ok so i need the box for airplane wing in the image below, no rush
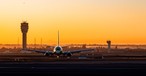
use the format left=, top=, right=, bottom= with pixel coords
left=27, top=49, right=52, bottom=54
left=69, top=49, right=95, bottom=54
left=33, top=50, right=46, bottom=53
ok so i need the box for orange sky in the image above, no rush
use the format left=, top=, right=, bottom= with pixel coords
left=0, top=0, right=146, bottom=44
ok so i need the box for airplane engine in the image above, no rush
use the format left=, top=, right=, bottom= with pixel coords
left=44, top=52, right=52, bottom=56
left=66, top=52, right=72, bottom=57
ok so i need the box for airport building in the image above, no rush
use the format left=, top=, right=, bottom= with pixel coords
left=107, top=40, right=111, bottom=50
left=21, top=22, right=29, bottom=50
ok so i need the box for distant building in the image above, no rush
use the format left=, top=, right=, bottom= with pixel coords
left=107, top=40, right=111, bottom=50
left=21, top=21, right=29, bottom=50
left=82, top=44, right=86, bottom=48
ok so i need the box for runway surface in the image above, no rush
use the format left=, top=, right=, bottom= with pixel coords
left=0, top=61, right=146, bottom=76
left=0, top=54, right=146, bottom=75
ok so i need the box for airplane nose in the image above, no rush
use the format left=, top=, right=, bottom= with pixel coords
left=56, top=50, right=61, bottom=54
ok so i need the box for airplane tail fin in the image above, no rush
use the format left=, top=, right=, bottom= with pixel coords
left=58, top=30, right=59, bottom=46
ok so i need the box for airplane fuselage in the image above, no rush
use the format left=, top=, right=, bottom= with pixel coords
left=53, top=46, right=63, bottom=55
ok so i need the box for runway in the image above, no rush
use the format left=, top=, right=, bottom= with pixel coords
left=0, top=61, right=146, bottom=76
left=0, top=54, right=146, bottom=75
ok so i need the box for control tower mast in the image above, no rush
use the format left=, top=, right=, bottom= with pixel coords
left=107, top=40, right=111, bottom=50
left=21, top=21, right=29, bottom=50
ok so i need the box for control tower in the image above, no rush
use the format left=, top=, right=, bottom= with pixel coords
left=107, top=40, right=111, bottom=50
left=21, top=22, right=29, bottom=50
left=107, top=40, right=111, bottom=49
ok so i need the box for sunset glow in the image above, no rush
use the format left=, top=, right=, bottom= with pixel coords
left=0, top=0, right=146, bottom=44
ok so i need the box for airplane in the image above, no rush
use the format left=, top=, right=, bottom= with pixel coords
left=28, top=31, right=94, bottom=57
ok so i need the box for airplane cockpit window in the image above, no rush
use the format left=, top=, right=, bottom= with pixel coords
left=55, top=46, right=62, bottom=51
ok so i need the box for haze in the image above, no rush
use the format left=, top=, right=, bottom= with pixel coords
left=0, top=0, right=146, bottom=44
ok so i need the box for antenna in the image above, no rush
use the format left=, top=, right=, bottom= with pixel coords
left=17, top=37, right=19, bottom=48
left=58, top=30, right=59, bottom=46
left=34, top=38, right=36, bottom=49
left=17, top=37, right=19, bottom=45
left=41, top=38, right=42, bottom=48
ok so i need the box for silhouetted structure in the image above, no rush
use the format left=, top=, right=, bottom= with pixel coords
left=82, top=44, right=86, bottom=48
left=21, top=22, right=29, bottom=50
left=107, top=40, right=111, bottom=50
